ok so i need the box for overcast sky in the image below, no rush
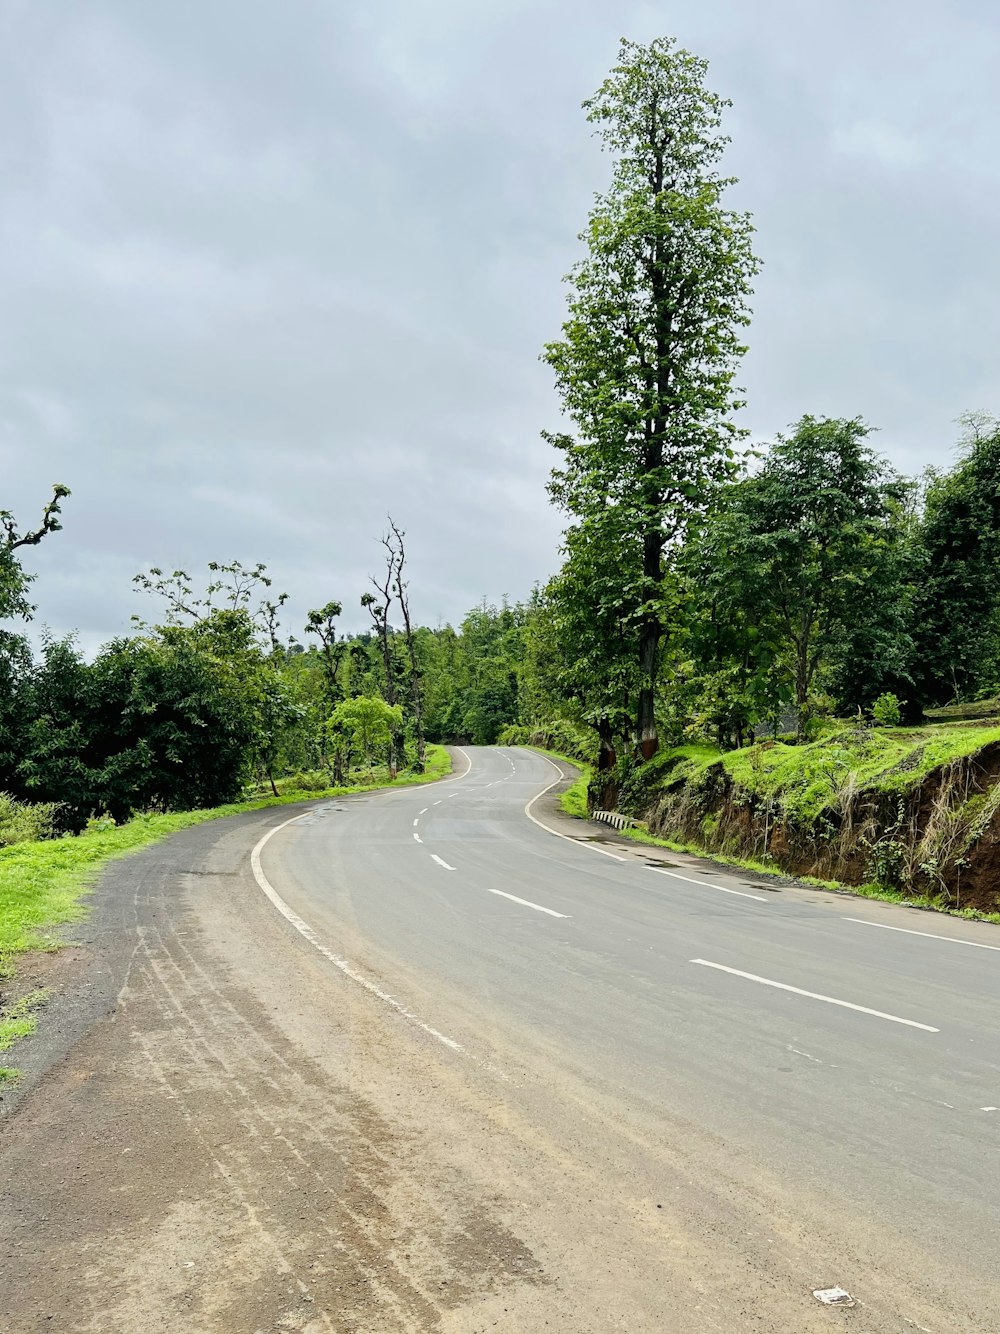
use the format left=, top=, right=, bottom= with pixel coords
left=3, top=0, right=999, bottom=649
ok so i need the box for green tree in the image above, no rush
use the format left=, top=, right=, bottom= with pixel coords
left=545, top=514, right=642, bottom=770
left=0, top=486, right=71, bottom=803
left=544, top=37, right=758, bottom=757
left=703, top=416, right=912, bottom=737
left=329, top=695, right=403, bottom=778
left=911, top=415, right=1000, bottom=704
left=0, top=484, right=70, bottom=624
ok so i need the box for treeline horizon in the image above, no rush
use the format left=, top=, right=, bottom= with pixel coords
left=3, top=34, right=999, bottom=835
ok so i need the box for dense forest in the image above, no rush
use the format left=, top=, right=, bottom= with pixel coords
left=3, top=37, right=1000, bottom=842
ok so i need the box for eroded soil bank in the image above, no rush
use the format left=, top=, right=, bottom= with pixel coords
left=637, top=736, right=1000, bottom=914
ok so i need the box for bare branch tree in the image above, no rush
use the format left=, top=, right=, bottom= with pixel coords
left=387, top=517, right=425, bottom=767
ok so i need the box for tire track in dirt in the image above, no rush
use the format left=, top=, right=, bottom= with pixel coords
left=0, top=810, right=545, bottom=1333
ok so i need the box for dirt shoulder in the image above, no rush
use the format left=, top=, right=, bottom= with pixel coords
left=0, top=801, right=547, bottom=1332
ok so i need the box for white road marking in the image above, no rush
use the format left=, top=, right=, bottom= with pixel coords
left=788, top=1045, right=822, bottom=1064
left=981, top=1106, right=999, bottom=1112
left=485, top=887, right=570, bottom=918
left=844, top=917, right=1000, bottom=952
left=249, top=814, right=463, bottom=1052
left=431, top=854, right=455, bottom=870
left=413, top=831, right=422, bottom=843
left=412, top=818, right=419, bottom=827
left=523, top=754, right=627, bottom=862
left=651, top=867, right=768, bottom=902
left=690, top=959, right=940, bottom=1032
left=433, top=800, right=442, bottom=805
left=443, top=747, right=473, bottom=783
left=419, top=807, right=428, bottom=815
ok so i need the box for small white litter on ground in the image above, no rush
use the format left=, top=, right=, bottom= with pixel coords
left=812, top=1286, right=855, bottom=1307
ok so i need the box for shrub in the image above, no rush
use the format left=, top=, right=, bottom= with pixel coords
left=274, top=770, right=331, bottom=795
left=871, top=693, right=902, bottom=728
left=0, top=793, right=60, bottom=848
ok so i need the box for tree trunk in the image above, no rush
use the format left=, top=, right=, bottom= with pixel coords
left=795, top=611, right=811, bottom=740
left=637, top=530, right=663, bottom=759
left=597, top=716, right=617, bottom=771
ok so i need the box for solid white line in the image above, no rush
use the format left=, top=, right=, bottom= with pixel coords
left=442, top=746, right=473, bottom=783
left=413, top=831, right=422, bottom=843
left=690, top=959, right=940, bottom=1032
left=249, top=814, right=463, bottom=1051
left=485, top=887, right=569, bottom=918
left=431, top=854, right=455, bottom=870
left=652, top=867, right=768, bottom=903
left=523, top=753, right=627, bottom=862
left=844, top=917, right=1000, bottom=952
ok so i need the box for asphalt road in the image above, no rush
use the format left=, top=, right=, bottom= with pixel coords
left=258, top=745, right=1000, bottom=1330
left=2, top=744, right=998, bottom=1332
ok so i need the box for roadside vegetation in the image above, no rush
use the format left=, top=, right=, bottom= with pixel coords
left=0, top=746, right=451, bottom=1073
left=4, top=33, right=1000, bottom=1070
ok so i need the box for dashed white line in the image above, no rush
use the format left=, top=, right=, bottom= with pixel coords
left=413, top=831, right=422, bottom=843
left=485, top=887, right=570, bottom=918
left=412, top=818, right=419, bottom=827
left=249, top=813, right=463, bottom=1052
left=690, top=959, right=939, bottom=1032
left=651, top=867, right=767, bottom=902
left=788, top=1044, right=823, bottom=1064
left=844, top=917, right=1000, bottom=951
left=432, top=800, right=442, bottom=806
left=431, top=854, right=455, bottom=870
left=419, top=807, right=428, bottom=815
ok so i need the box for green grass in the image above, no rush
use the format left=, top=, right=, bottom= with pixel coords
left=0, top=744, right=452, bottom=1067
left=642, top=723, right=1000, bottom=824
left=925, top=696, right=1000, bottom=723
left=0, top=990, right=50, bottom=1062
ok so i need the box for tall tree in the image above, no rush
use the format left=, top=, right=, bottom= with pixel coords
left=305, top=601, right=346, bottom=705
left=362, top=544, right=403, bottom=776
left=386, top=518, right=426, bottom=767
left=544, top=37, right=758, bottom=757
left=911, top=414, right=1000, bottom=705
left=546, top=512, right=642, bottom=772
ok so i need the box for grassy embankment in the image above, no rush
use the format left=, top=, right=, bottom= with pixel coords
left=527, top=722, right=1000, bottom=924
left=0, top=745, right=452, bottom=1076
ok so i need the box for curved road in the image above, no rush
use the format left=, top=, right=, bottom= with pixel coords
left=2, top=744, right=999, bottom=1331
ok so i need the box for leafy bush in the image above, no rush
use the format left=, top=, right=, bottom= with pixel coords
left=496, top=720, right=596, bottom=766
left=274, top=769, right=332, bottom=794
left=0, top=793, right=60, bottom=848
left=84, top=814, right=117, bottom=834
left=871, top=693, right=902, bottom=728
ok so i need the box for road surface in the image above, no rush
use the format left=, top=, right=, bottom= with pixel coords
left=1, top=745, right=998, bottom=1331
